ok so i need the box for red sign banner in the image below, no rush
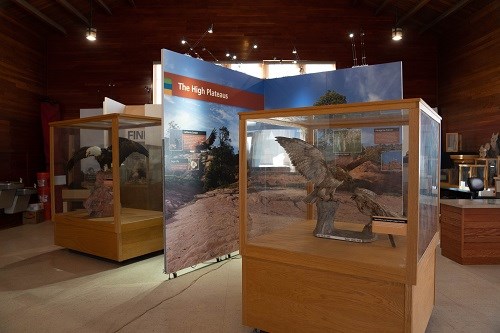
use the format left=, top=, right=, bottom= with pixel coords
left=164, top=72, right=264, bottom=110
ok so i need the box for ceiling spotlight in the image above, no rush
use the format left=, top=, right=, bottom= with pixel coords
left=392, top=27, right=403, bottom=41
left=86, top=0, right=96, bottom=41
left=292, top=48, right=297, bottom=54
left=207, top=24, right=213, bottom=34
left=226, top=52, right=231, bottom=58
left=181, top=38, right=187, bottom=44
left=86, top=27, right=97, bottom=41
left=253, top=44, right=258, bottom=49
left=232, top=55, right=237, bottom=60
left=349, top=33, right=354, bottom=38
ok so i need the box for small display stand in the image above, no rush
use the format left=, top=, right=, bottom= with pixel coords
left=50, top=113, right=163, bottom=261
left=239, top=99, right=441, bottom=332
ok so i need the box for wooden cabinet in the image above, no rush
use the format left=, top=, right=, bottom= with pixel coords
left=441, top=199, right=500, bottom=264
left=50, top=113, right=163, bottom=261
left=239, top=99, right=441, bottom=332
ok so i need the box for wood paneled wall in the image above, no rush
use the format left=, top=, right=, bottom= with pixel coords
left=438, top=2, right=500, bottom=152
left=4, top=1, right=496, bottom=189
left=0, top=10, right=46, bottom=186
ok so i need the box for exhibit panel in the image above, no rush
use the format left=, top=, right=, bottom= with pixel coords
left=50, top=114, right=163, bottom=261
left=239, top=99, right=441, bottom=332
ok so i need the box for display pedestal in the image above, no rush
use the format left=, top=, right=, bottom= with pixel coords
left=242, top=220, right=438, bottom=333
left=54, top=207, right=163, bottom=261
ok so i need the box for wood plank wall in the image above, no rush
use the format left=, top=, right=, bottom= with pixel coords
left=0, top=10, right=46, bottom=186
left=438, top=2, right=500, bottom=152
left=3, top=1, right=497, bottom=188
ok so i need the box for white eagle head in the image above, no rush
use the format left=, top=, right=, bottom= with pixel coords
left=86, top=146, right=101, bottom=157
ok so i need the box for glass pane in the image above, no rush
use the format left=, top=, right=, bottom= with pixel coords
left=418, top=111, right=440, bottom=259
left=245, top=108, right=409, bottom=247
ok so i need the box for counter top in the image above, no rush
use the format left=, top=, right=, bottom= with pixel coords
left=441, top=198, right=500, bottom=209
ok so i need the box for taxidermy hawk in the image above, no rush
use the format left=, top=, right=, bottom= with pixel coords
left=275, top=136, right=343, bottom=203
left=351, top=188, right=401, bottom=218
left=66, top=137, right=149, bottom=171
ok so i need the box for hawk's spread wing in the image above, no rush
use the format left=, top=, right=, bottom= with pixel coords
left=66, top=146, right=91, bottom=171
left=275, top=137, right=328, bottom=186
left=351, top=187, right=401, bottom=217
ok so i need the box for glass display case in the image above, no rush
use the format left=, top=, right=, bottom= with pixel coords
left=458, top=164, right=487, bottom=189
left=239, top=99, right=441, bottom=333
left=50, top=113, right=163, bottom=261
left=474, top=157, right=499, bottom=189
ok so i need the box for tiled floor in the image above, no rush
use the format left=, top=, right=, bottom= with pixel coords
left=0, top=220, right=499, bottom=332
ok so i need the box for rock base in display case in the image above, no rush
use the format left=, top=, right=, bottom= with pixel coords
left=84, top=171, right=114, bottom=217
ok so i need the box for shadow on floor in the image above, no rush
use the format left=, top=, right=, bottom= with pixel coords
left=0, top=248, right=163, bottom=291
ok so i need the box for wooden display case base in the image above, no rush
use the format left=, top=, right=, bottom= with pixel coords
left=54, top=207, right=163, bottom=261
left=440, top=201, right=500, bottom=264
left=242, top=220, right=438, bottom=333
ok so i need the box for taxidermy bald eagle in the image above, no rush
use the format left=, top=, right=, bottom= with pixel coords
left=275, top=136, right=343, bottom=203
left=66, top=137, right=149, bottom=171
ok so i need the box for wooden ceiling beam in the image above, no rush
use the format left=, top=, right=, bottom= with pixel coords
left=419, top=0, right=473, bottom=34
left=397, top=0, right=431, bottom=26
left=96, top=0, right=112, bottom=15
left=12, top=0, right=66, bottom=34
left=374, top=0, right=393, bottom=16
left=55, top=0, right=89, bottom=26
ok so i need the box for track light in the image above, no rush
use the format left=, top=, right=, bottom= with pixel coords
left=253, top=44, right=258, bottom=49
left=392, top=27, right=403, bottom=41
left=292, top=48, right=297, bottom=54
left=207, top=24, right=213, bottom=34
left=202, top=47, right=218, bottom=61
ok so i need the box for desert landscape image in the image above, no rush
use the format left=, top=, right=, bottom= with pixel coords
left=164, top=141, right=405, bottom=273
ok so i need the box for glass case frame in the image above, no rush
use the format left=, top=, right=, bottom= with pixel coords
left=238, top=98, right=441, bottom=332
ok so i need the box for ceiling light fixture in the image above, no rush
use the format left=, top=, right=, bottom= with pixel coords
left=86, top=27, right=97, bottom=41
left=181, top=24, right=214, bottom=60
left=86, top=0, right=96, bottom=41
left=349, top=32, right=358, bottom=67
left=202, top=47, right=218, bottom=61
left=225, top=52, right=237, bottom=61
left=192, top=24, right=214, bottom=49
left=392, top=7, right=403, bottom=41
left=360, top=28, right=367, bottom=66
left=392, top=27, right=403, bottom=41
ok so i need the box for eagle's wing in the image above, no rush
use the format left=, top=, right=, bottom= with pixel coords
left=66, top=146, right=91, bottom=171
left=116, top=137, right=149, bottom=165
left=275, top=136, right=328, bottom=185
